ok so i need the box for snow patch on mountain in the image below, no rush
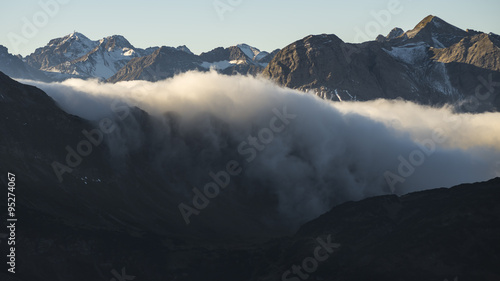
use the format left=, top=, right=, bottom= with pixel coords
left=237, top=44, right=260, bottom=59
left=200, top=59, right=250, bottom=70
left=384, top=43, right=428, bottom=64
left=200, top=60, right=232, bottom=70
left=123, top=49, right=136, bottom=56
left=236, top=44, right=270, bottom=61
left=428, top=62, right=460, bottom=96
left=58, top=32, right=98, bottom=61
left=229, top=59, right=247, bottom=65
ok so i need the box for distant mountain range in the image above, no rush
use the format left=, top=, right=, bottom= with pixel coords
left=25, top=32, right=158, bottom=79
left=1, top=15, right=499, bottom=111
left=0, top=32, right=276, bottom=81
left=106, top=44, right=277, bottom=82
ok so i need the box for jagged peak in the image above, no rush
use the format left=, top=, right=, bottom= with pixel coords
left=300, top=33, right=343, bottom=44
left=99, top=35, right=134, bottom=50
left=377, top=28, right=405, bottom=42
left=157, top=46, right=171, bottom=52
left=236, top=43, right=262, bottom=60
left=418, top=15, right=439, bottom=26
left=176, top=45, right=193, bottom=55
left=153, top=45, right=197, bottom=56
left=45, top=31, right=96, bottom=50
left=399, top=15, right=468, bottom=48
left=387, top=28, right=404, bottom=39
left=236, top=43, right=253, bottom=48
left=414, top=15, right=455, bottom=30
left=236, top=43, right=261, bottom=50
left=406, top=15, right=464, bottom=38
left=103, top=34, right=128, bottom=41
left=466, top=29, right=481, bottom=35
left=66, top=31, right=91, bottom=41
left=0, top=45, right=8, bottom=54
left=156, top=46, right=188, bottom=54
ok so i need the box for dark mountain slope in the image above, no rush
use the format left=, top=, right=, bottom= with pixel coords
left=259, top=177, right=500, bottom=281
left=0, top=72, right=499, bottom=280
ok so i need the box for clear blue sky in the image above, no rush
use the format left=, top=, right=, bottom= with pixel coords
left=1, top=0, right=499, bottom=56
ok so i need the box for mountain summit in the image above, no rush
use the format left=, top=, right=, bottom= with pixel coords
left=51, top=34, right=149, bottom=79
left=25, top=32, right=159, bottom=79
left=263, top=15, right=500, bottom=111
left=401, top=15, right=468, bottom=47
left=2, top=15, right=498, bottom=112
left=26, top=32, right=98, bottom=71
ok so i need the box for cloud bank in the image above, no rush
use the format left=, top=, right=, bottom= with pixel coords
left=19, top=71, right=500, bottom=232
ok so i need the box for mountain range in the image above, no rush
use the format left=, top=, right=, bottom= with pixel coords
left=1, top=14, right=500, bottom=281
left=263, top=15, right=500, bottom=111
left=0, top=31, right=275, bottom=82
left=106, top=44, right=277, bottom=82
left=2, top=15, right=499, bottom=111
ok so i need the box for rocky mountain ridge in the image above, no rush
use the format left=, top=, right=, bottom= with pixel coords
left=3, top=32, right=276, bottom=81
left=262, top=15, right=500, bottom=111
left=1, top=15, right=499, bottom=111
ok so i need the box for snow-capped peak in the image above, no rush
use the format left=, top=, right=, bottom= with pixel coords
left=104, top=35, right=132, bottom=47
left=237, top=44, right=262, bottom=60
left=68, top=31, right=88, bottom=40
left=45, top=32, right=99, bottom=62
left=61, top=32, right=93, bottom=46
left=99, top=35, right=135, bottom=53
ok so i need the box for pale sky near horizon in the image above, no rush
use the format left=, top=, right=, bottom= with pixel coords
left=1, top=0, right=499, bottom=56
